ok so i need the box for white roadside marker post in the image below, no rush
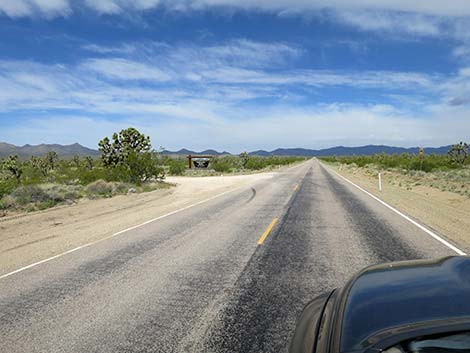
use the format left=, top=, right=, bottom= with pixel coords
left=378, top=172, right=382, bottom=192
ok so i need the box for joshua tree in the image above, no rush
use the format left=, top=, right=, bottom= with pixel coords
left=98, top=127, right=163, bottom=183
left=239, top=151, right=250, bottom=168
left=448, top=142, right=469, bottom=165
left=2, top=155, right=23, bottom=182
left=72, top=155, right=81, bottom=168
left=98, top=127, right=151, bottom=168
left=44, top=151, right=59, bottom=170
left=85, top=156, right=94, bottom=170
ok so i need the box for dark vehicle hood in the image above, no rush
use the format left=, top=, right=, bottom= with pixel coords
left=340, top=256, right=470, bottom=352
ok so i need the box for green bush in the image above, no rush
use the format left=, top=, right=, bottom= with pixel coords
left=245, top=157, right=265, bottom=170
left=76, top=168, right=108, bottom=185
left=211, top=157, right=233, bottom=173
left=0, top=179, right=17, bottom=198
left=168, top=159, right=186, bottom=175
left=37, top=200, right=58, bottom=210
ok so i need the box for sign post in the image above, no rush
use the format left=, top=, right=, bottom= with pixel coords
left=187, top=155, right=214, bottom=169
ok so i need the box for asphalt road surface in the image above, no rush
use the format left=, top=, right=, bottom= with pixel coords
left=0, top=160, right=459, bottom=353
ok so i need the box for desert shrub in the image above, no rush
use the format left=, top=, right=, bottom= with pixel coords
left=76, top=168, right=108, bottom=185
left=154, top=154, right=304, bottom=175
left=0, top=195, right=16, bottom=210
left=11, top=185, right=49, bottom=205
left=320, top=152, right=463, bottom=173
left=125, top=151, right=165, bottom=183
left=37, top=200, right=58, bottom=210
left=41, top=184, right=81, bottom=202
left=168, top=159, right=186, bottom=175
left=112, top=182, right=130, bottom=194
left=245, top=156, right=265, bottom=170
left=85, top=180, right=114, bottom=196
left=0, top=179, right=17, bottom=198
left=211, top=157, right=233, bottom=173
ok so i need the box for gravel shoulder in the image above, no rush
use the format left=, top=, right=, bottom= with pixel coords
left=0, top=172, right=274, bottom=276
left=324, top=161, right=470, bottom=252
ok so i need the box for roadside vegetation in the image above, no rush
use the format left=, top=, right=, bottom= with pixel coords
left=320, top=142, right=470, bottom=197
left=160, top=153, right=306, bottom=176
left=0, top=127, right=306, bottom=215
left=0, top=128, right=168, bottom=215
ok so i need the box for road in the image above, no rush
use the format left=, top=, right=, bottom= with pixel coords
left=0, top=159, right=459, bottom=353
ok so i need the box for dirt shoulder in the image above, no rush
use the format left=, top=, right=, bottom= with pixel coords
left=323, top=161, right=470, bottom=252
left=0, top=172, right=275, bottom=276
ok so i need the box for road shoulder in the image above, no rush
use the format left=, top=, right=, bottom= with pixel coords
left=0, top=173, right=274, bottom=276
left=322, top=161, right=470, bottom=252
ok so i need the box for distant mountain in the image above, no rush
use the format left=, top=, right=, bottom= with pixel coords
left=256, top=145, right=452, bottom=157
left=162, top=149, right=231, bottom=156
left=247, top=150, right=271, bottom=156
left=0, top=142, right=99, bottom=158
left=164, top=144, right=452, bottom=157
left=1, top=142, right=453, bottom=159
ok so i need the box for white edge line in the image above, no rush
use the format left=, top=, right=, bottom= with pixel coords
left=322, top=163, right=466, bottom=256
left=0, top=187, right=243, bottom=280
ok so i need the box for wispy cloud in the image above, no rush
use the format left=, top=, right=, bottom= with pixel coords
left=1, top=37, right=470, bottom=149
left=81, top=58, right=172, bottom=82
left=81, top=43, right=138, bottom=55
left=3, top=103, right=470, bottom=152
left=3, top=1, right=470, bottom=45
left=3, top=1, right=470, bottom=19
left=0, top=0, right=70, bottom=18
left=332, top=11, right=441, bottom=37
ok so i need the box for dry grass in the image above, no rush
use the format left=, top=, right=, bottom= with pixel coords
left=0, top=180, right=173, bottom=215
left=335, top=162, right=470, bottom=198
left=324, top=160, right=470, bottom=250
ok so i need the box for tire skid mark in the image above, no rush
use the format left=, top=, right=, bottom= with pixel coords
left=320, top=165, right=422, bottom=262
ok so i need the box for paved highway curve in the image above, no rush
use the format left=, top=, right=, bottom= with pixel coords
left=0, top=159, right=458, bottom=352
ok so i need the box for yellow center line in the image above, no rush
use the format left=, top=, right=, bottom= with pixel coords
left=257, top=218, right=279, bottom=245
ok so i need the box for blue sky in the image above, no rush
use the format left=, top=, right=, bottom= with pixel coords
left=1, top=1, right=470, bottom=152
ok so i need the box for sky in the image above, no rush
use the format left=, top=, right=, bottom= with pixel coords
left=1, top=1, right=470, bottom=152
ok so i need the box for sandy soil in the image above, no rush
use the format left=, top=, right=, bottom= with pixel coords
left=0, top=172, right=274, bottom=276
left=325, top=162, right=470, bottom=252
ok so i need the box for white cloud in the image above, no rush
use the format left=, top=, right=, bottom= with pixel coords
left=459, top=68, right=470, bottom=77
left=160, top=39, right=301, bottom=71
left=33, top=0, right=69, bottom=15
left=81, top=44, right=138, bottom=54
left=84, top=0, right=122, bottom=14
left=0, top=38, right=469, bottom=150
left=203, top=39, right=301, bottom=68
left=198, top=67, right=437, bottom=91
left=80, top=58, right=172, bottom=82
left=0, top=0, right=69, bottom=18
left=333, top=11, right=441, bottom=37
left=1, top=0, right=470, bottom=19
left=0, top=0, right=32, bottom=17
left=0, top=37, right=445, bottom=117
left=170, top=1, right=470, bottom=17
left=3, top=104, right=470, bottom=151
left=2, top=0, right=470, bottom=45
left=453, top=45, right=470, bottom=64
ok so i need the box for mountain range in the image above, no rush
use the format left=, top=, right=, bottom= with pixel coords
left=162, top=145, right=451, bottom=156
left=0, top=142, right=452, bottom=158
left=0, top=142, right=100, bottom=158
